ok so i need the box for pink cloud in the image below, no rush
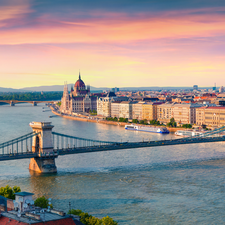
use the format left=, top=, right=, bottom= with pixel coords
left=0, top=0, right=32, bottom=25
left=0, top=7, right=225, bottom=45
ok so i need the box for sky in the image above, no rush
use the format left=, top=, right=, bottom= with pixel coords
left=0, top=0, right=225, bottom=89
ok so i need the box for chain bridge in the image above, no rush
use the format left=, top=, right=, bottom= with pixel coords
left=0, top=100, right=54, bottom=106
left=0, top=122, right=225, bottom=173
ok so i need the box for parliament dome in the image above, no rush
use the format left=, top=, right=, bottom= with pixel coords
left=74, top=73, right=85, bottom=89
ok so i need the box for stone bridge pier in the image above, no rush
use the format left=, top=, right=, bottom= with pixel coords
left=29, top=122, right=57, bottom=173
left=10, top=101, right=15, bottom=106
left=32, top=101, right=37, bottom=106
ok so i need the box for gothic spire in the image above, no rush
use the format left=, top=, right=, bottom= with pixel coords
left=79, top=70, right=81, bottom=80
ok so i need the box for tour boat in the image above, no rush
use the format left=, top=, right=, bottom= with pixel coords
left=125, top=124, right=169, bottom=134
left=175, top=130, right=204, bottom=137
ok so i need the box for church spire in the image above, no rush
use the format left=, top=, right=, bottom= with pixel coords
left=79, top=70, right=81, bottom=80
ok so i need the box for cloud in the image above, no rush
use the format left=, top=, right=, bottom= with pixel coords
left=1, top=1, right=225, bottom=88
left=0, top=7, right=225, bottom=45
left=0, top=0, right=32, bottom=24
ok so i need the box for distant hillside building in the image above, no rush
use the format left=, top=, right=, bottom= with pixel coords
left=60, top=72, right=97, bottom=114
left=219, top=86, right=224, bottom=93
left=193, top=85, right=198, bottom=91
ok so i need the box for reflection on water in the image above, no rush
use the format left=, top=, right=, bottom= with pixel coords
left=0, top=104, right=225, bottom=224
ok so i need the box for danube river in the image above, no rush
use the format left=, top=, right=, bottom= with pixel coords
left=0, top=103, right=225, bottom=224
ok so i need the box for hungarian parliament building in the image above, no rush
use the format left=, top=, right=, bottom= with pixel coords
left=60, top=73, right=97, bottom=114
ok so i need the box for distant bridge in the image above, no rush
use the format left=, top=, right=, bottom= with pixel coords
left=0, top=122, right=225, bottom=173
left=0, top=100, right=54, bottom=106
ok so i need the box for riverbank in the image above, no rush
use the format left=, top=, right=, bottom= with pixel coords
left=50, top=107, right=184, bottom=133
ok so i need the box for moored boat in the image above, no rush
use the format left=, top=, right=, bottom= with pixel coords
left=175, top=130, right=205, bottom=137
left=125, top=124, right=169, bottom=134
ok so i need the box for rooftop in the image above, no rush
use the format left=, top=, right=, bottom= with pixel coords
left=1, top=210, right=78, bottom=225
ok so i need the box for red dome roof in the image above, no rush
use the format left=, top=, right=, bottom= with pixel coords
left=74, top=73, right=85, bottom=89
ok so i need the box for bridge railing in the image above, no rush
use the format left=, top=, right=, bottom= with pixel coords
left=52, top=132, right=118, bottom=150
left=0, top=132, right=40, bottom=155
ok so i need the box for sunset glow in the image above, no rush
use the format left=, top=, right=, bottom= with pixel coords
left=1, top=0, right=225, bottom=88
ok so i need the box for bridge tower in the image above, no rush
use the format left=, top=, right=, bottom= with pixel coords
left=29, top=122, right=57, bottom=173
left=10, top=101, right=15, bottom=106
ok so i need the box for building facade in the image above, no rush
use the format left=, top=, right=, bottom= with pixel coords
left=142, top=102, right=160, bottom=121
left=119, top=101, right=132, bottom=119
left=132, top=102, right=144, bottom=120
left=97, top=92, right=117, bottom=117
left=196, top=106, right=225, bottom=127
left=60, top=73, right=97, bottom=114
left=157, top=104, right=175, bottom=124
left=111, top=101, right=122, bottom=118
left=173, top=104, right=201, bottom=125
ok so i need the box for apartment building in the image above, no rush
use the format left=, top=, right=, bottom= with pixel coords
left=97, top=92, right=117, bottom=117
left=119, top=101, right=132, bottom=119
left=111, top=101, right=122, bottom=118
left=142, top=102, right=161, bottom=121
left=173, top=104, right=201, bottom=125
left=196, top=106, right=225, bottom=127
left=132, top=102, right=144, bottom=120
left=157, top=103, right=175, bottom=124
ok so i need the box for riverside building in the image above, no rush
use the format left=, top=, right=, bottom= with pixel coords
left=97, top=94, right=129, bottom=117
left=172, top=103, right=201, bottom=125
left=142, top=102, right=162, bottom=121
left=60, top=73, right=97, bottom=114
left=97, top=92, right=117, bottom=117
left=132, top=102, right=144, bottom=120
left=111, top=101, right=122, bottom=118
left=196, top=106, right=225, bottom=127
left=119, top=101, right=132, bottom=119
left=157, top=103, right=175, bottom=124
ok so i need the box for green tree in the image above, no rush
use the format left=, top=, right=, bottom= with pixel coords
left=0, top=92, right=63, bottom=101
left=119, top=118, right=128, bottom=123
left=89, top=109, right=97, bottom=115
left=0, top=185, right=21, bottom=200
left=167, top=118, right=177, bottom=127
left=68, top=209, right=118, bottom=225
left=101, top=216, right=118, bottom=225
left=132, top=119, right=139, bottom=124
left=182, top=124, right=192, bottom=128
left=150, top=120, right=160, bottom=125
left=34, top=196, right=53, bottom=209
left=139, top=119, right=148, bottom=125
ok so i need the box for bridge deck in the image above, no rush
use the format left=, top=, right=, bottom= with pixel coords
left=56, top=136, right=225, bottom=155
left=0, top=136, right=224, bottom=161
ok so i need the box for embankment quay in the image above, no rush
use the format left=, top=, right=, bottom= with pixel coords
left=49, top=106, right=181, bottom=132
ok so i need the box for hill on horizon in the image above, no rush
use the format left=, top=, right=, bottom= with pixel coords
left=0, top=85, right=214, bottom=93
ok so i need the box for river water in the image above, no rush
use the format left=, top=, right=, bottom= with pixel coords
left=0, top=103, right=225, bottom=224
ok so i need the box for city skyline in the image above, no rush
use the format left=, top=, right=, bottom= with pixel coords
left=1, top=0, right=225, bottom=88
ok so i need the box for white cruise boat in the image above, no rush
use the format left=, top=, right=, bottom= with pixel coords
left=125, top=124, right=169, bottom=134
left=175, top=130, right=205, bottom=137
